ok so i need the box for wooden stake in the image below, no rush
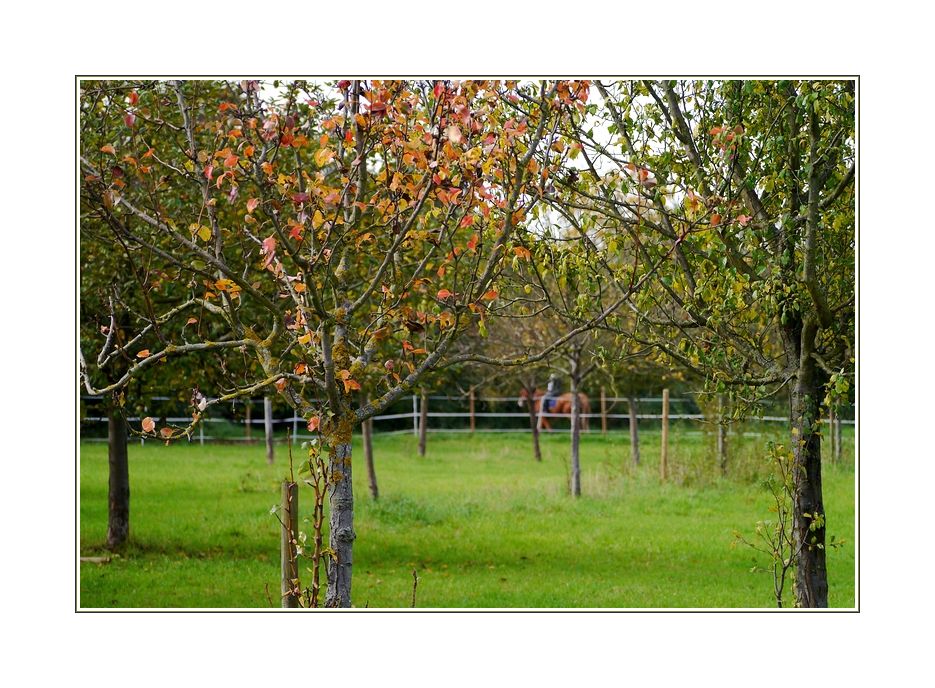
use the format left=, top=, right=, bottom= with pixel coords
left=660, top=388, right=669, bottom=481
left=245, top=400, right=252, bottom=442
left=280, top=480, right=300, bottom=608
left=600, top=386, right=608, bottom=435
left=264, top=396, right=274, bottom=464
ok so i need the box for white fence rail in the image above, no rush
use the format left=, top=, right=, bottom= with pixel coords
left=81, top=394, right=854, bottom=444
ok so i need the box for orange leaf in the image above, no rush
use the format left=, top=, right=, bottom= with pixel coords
left=223, top=154, right=239, bottom=168
left=141, top=417, right=155, bottom=433
left=100, top=144, right=116, bottom=155
left=342, top=378, right=361, bottom=393
left=437, top=289, right=453, bottom=299
left=137, top=349, right=150, bottom=359
left=275, top=378, right=288, bottom=392
left=512, top=246, right=532, bottom=260
left=482, top=289, right=499, bottom=301
left=160, top=427, right=173, bottom=438
left=295, top=362, right=308, bottom=375
left=186, top=317, right=198, bottom=325
left=710, top=214, right=721, bottom=227
left=307, top=416, right=320, bottom=432
left=466, top=233, right=479, bottom=251
left=246, top=198, right=260, bottom=214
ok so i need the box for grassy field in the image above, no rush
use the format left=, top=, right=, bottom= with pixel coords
left=79, top=425, right=856, bottom=608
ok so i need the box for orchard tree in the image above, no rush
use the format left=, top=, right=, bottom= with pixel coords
left=79, top=78, right=587, bottom=606
left=558, top=79, right=854, bottom=606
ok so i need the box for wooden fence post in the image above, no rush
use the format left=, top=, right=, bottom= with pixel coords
left=280, top=481, right=300, bottom=608
left=600, top=386, right=608, bottom=435
left=245, top=400, right=253, bottom=442
left=660, top=388, right=669, bottom=481
left=418, top=389, right=428, bottom=457
left=264, top=396, right=274, bottom=464
left=469, top=387, right=476, bottom=434
left=412, top=394, right=418, bottom=436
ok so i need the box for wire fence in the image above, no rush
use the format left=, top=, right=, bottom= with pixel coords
left=80, top=392, right=855, bottom=444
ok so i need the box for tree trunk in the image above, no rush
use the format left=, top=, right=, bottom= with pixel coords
left=363, top=408, right=378, bottom=500
left=660, top=388, right=669, bottom=481
left=834, top=412, right=842, bottom=463
left=791, top=358, right=829, bottom=607
left=600, top=386, right=607, bottom=434
left=570, top=374, right=581, bottom=497
left=326, top=440, right=355, bottom=607
left=525, top=387, right=542, bottom=461
left=106, top=408, right=130, bottom=550
left=418, top=389, right=428, bottom=457
left=717, top=394, right=728, bottom=475
left=628, top=396, right=640, bottom=466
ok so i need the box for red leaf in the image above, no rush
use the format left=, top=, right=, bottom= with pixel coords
left=434, top=81, right=445, bottom=99
left=437, top=289, right=453, bottom=299
left=160, top=427, right=173, bottom=439
left=307, top=416, right=320, bottom=432
left=737, top=214, right=752, bottom=226
left=203, top=164, right=214, bottom=181
left=128, top=91, right=139, bottom=106
left=246, top=198, right=260, bottom=214
left=124, top=113, right=136, bottom=128
left=337, top=80, right=351, bottom=90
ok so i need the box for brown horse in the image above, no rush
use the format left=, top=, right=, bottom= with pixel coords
left=517, top=388, right=591, bottom=431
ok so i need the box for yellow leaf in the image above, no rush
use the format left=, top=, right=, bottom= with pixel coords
left=315, top=148, right=334, bottom=166
left=197, top=225, right=212, bottom=242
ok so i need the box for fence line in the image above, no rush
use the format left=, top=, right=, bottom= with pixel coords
left=81, top=392, right=855, bottom=447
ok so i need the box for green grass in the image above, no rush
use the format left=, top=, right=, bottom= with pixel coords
left=79, top=426, right=856, bottom=608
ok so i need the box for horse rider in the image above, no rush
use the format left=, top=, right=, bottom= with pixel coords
left=538, top=373, right=562, bottom=430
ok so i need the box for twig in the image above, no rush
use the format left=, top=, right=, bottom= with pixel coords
left=411, top=569, right=419, bottom=608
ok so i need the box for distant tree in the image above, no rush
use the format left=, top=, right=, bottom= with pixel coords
left=558, top=79, right=854, bottom=606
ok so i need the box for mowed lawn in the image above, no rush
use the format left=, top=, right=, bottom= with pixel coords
left=79, top=427, right=856, bottom=608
